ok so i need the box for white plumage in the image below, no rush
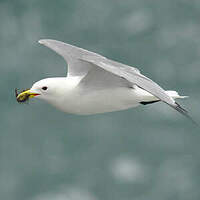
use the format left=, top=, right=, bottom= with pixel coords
left=24, top=39, right=191, bottom=120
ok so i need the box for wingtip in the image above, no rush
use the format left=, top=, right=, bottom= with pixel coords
left=38, top=39, right=48, bottom=45
left=38, top=39, right=65, bottom=47
left=174, top=102, right=199, bottom=127
left=38, top=39, right=43, bottom=44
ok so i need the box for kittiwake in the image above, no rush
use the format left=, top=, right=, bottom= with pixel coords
left=16, top=39, right=195, bottom=123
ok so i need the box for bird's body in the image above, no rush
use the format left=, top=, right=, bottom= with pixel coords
left=51, top=82, right=138, bottom=114
left=17, top=39, right=194, bottom=122
left=30, top=75, right=184, bottom=115
left=58, top=87, right=181, bottom=115
left=41, top=77, right=141, bottom=114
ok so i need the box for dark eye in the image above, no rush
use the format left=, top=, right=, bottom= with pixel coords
left=42, top=86, right=48, bottom=91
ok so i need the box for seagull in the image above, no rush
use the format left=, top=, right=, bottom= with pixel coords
left=17, top=39, right=194, bottom=123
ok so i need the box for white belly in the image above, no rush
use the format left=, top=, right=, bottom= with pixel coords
left=53, top=87, right=145, bottom=115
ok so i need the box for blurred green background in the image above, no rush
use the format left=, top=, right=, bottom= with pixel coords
left=1, top=0, right=200, bottom=199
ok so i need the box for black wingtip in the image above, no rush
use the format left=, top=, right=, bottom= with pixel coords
left=174, top=102, right=199, bottom=127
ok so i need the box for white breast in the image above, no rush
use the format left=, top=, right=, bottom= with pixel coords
left=53, top=86, right=143, bottom=115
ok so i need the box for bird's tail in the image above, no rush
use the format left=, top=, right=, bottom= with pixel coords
left=166, top=91, right=199, bottom=126
left=139, top=90, right=188, bottom=104
left=165, top=90, right=188, bottom=100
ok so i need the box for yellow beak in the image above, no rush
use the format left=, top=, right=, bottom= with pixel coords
left=16, top=89, right=40, bottom=103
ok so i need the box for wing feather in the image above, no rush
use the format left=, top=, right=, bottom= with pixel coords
left=39, top=39, right=104, bottom=76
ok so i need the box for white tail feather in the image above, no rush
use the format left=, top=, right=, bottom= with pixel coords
left=165, top=90, right=188, bottom=100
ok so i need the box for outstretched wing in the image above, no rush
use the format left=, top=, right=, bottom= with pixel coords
left=39, top=39, right=140, bottom=77
left=39, top=39, right=104, bottom=76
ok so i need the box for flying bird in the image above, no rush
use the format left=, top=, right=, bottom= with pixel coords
left=16, top=39, right=194, bottom=123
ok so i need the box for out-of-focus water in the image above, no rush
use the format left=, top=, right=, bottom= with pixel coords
left=1, top=0, right=200, bottom=200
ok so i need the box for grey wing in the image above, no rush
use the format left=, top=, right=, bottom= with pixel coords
left=39, top=39, right=106, bottom=77
left=39, top=39, right=140, bottom=77
left=80, top=56, right=195, bottom=123
left=78, top=66, right=131, bottom=92
left=81, top=56, right=175, bottom=104
left=39, top=39, right=135, bottom=90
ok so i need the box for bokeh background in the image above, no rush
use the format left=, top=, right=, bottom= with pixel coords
left=1, top=0, right=200, bottom=199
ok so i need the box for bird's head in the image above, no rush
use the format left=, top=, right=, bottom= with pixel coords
left=16, top=78, right=67, bottom=103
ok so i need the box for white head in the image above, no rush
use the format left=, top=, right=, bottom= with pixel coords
left=16, top=76, right=82, bottom=113
left=30, top=78, right=65, bottom=100
left=17, top=77, right=68, bottom=105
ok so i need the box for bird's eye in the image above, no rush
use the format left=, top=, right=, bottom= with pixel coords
left=42, top=86, right=48, bottom=91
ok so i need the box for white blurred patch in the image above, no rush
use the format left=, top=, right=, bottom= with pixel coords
left=120, top=10, right=154, bottom=34
left=110, top=156, right=146, bottom=183
left=31, top=186, right=97, bottom=200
